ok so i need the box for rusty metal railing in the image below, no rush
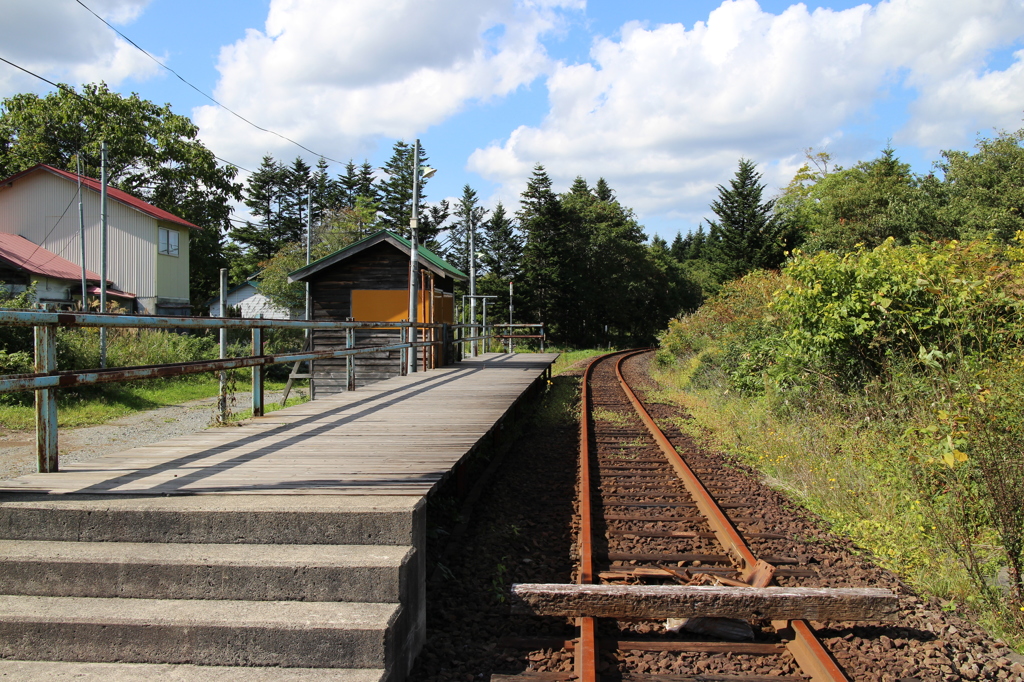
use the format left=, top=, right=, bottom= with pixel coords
left=453, top=322, right=545, bottom=357
left=0, top=309, right=447, bottom=473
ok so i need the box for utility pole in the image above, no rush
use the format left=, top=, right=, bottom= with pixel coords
left=405, top=140, right=436, bottom=373
left=469, top=205, right=477, bottom=357
left=305, top=191, right=312, bottom=332
left=77, top=156, right=87, bottom=312
left=407, top=139, right=421, bottom=374
left=99, top=142, right=108, bottom=368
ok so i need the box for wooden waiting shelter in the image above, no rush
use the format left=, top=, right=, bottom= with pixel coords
left=288, top=229, right=467, bottom=396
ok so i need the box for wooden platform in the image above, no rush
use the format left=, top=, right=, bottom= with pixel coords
left=0, top=353, right=558, bottom=496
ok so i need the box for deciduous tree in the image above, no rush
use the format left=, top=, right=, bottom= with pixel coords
left=0, top=82, right=241, bottom=308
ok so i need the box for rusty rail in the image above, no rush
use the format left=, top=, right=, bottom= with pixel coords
left=0, top=309, right=448, bottom=474
left=613, top=350, right=850, bottom=682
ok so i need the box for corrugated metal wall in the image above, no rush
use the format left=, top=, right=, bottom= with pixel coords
left=0, top=171, right=160, bottom=312
left=156, top=224, right=189, bottom=303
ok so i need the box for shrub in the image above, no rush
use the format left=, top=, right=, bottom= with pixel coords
left=659, top=270, right=789, bottom=393
left=774, top=238, right=1024, bottom=387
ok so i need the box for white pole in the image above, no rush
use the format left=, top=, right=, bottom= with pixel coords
left=407, top=139, right=421, bottom=373
left=508, top=280, right=513, bottom=353
left=469, top=209, right=477, bottom=357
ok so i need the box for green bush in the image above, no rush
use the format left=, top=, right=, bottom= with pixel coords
left=659, top=270, right=789, bottom=393
left=774, top=238, right=1024, bottom=387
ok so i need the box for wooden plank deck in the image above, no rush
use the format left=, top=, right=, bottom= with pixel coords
left=0, top=353, right=558, bottom=496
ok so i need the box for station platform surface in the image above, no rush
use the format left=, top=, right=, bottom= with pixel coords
left=0, top=352, right=558, bottom=497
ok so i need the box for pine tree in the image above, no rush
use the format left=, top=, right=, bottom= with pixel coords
left=449, top=185, right=487, bottom=276
left=518, top=165, right=565, bottom=332
left=481, top=202, right=522, bottom=281
left=338, top=160, right=378, bottom=209
left=705, top=159, right=782, bottom=282
left=228, top=155, right=286, bottom=278
left=279, top=156, right=312, bottom=245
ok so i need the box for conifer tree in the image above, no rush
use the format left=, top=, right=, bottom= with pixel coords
left=705, top=159, right=782, bottom=281
left=449, top=185, right=487, bottom=276
left=481, top=202, right=522, bottom=281
left=517, top=165, right=565, bottom=330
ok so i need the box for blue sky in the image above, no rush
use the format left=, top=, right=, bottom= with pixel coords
left=2, top=0, right=1023, bottom=240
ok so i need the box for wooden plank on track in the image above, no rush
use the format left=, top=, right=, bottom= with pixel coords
left=510, top=583, right=897, bottom=621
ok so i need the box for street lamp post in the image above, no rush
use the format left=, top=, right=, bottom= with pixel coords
left=407, top=139, right=435, bottom=374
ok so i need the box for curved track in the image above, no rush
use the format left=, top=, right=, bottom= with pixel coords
left=574, top=349, right=849, bottom=681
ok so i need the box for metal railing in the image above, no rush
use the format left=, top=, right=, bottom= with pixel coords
left=0, top=309, right=448, bottom=473
left=0, top=310, right=546, bottom=474
left=453, top=323, right=545, bottom=357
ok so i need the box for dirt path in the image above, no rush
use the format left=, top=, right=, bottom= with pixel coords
left=0, top=390, right=295, bottom=481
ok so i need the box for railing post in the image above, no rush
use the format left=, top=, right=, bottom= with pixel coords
left=34, top=320, right=58, bottom=473
left=217, top=268, right=228, bottom=424
left=251, top=324, right=264, bottom=417
left=399, top=321, right=408, bottom=377
left=346, top=326, right=355, bottom=391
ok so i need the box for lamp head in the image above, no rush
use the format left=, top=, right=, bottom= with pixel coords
left=421, top=166, right=437, bottom=179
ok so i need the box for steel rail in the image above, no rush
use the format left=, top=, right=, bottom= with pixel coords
left=575, top=351, right=604, bottom=682
left=612, top=350, right=850, bottom=682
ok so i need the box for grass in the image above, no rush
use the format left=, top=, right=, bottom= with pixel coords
left=0, top=376, right=304, bottom=431
left=551, top=348, right=612, bottom=376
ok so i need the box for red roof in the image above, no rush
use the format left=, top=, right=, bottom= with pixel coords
left=2, top=165, right=199, bottom=230
left=0, top=232, right=104, bottom=283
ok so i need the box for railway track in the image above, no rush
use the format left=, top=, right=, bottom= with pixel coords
left=412, top=349, right=1021, bottom=682
left=511, top=349, right=892, bottom=681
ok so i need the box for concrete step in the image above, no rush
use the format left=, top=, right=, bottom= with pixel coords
left=0, top=540, right=413, bottom=602
left=0, top=494, right=424, bottom=546
left=0, top=660, right=386, bottom=681
left=0, top=594, right=406, bottom=669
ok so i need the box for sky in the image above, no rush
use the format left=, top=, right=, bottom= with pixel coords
left=2, top=0, right=1023, bottom=241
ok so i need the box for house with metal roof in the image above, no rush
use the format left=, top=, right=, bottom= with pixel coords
left=0, top=233, right=135, bottom=309
left=0, top=164, right=197, bottom=314
left=205, top=280, right=301, bottom=319
left=288, top=229, right=467, bottom=393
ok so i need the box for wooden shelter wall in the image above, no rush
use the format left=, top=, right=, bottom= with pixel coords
left=307, top=242, right=457, bottom=397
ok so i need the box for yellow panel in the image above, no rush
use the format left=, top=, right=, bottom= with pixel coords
left=352, top=289, right=408, bottom=322
left=434, top=292, right=454, bottom=324
left=351, top=289, right=441, bottom=323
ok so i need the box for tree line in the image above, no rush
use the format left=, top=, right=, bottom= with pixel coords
left=672, top=131, right=1024, bottom=298
left=4, top=82, right=1019, bottom=348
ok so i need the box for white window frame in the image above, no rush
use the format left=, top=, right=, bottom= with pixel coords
left=158, top=228, right=179, bottom=257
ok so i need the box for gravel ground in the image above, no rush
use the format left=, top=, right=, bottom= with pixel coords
left=0, top=390, right=296, bottom=481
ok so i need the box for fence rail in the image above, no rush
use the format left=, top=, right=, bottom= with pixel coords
left=0, top=310, right=544, bottom=474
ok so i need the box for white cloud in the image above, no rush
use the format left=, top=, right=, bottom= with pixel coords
left=468, top=0, right=1024, bottom=234
left=0, top=0, right=157, bottom=96
left=193, top=0, right=581, bottom=168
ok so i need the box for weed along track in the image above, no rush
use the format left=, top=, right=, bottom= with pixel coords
left=500, top=350, right=1019, bottom=682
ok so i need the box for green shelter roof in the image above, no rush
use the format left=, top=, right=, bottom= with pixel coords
left=287, top=229, right=467, bottom=283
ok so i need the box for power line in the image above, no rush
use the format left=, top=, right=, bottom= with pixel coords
left=0, top=55, right=65, bottom=92
left=74, top=0, right=344, bottom=165
left=0, top=55, right=252, bottom=174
